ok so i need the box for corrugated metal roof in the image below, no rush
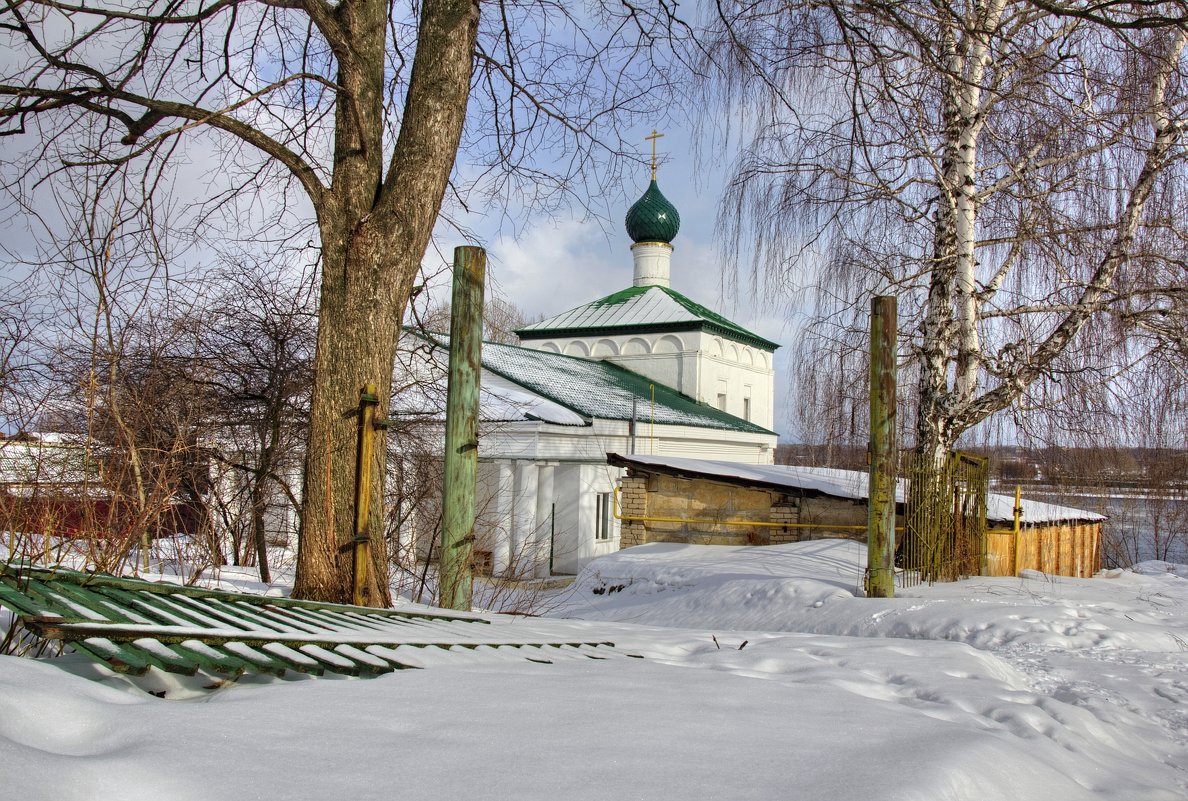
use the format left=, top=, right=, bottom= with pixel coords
left=0, top=564, right=636, bottom=679
left=608, top=454, right=1106, bottom=524
left=411, top=332, right=774, bottom=436
left=390, top=340, right=587, bottom=427
left=515, top=286, right=779, bottom=351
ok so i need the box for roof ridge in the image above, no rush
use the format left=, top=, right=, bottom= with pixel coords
left=653, top=286, right=774, bottom=346
left=513, top=285, right=778, bottom=351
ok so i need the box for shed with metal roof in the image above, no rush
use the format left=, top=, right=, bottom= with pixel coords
left=608, top=454, right=1104, bottom=579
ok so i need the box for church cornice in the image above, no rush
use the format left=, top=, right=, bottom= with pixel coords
left=516, top=319, right=779, bottom=353
left=407, top=327, right=775, bottom=436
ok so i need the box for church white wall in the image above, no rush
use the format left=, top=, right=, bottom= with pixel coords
left=479, top=417, right=772, bottom=465
left=548, top=462, right=622, bottom=575
left=607, top=421, right=777, bottom=464
left=631, top=242, right=673, bottom=287
left=691, top=332, right=775, bottom=430
left=550, top=465, right=582, bottom=575
left=525, top=330, right=698, bottom=398
left=520, top=330, right=776, bottom=432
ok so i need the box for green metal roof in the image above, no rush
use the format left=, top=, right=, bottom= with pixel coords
left=0, top=564, right=632, bottom=679
left=478, top=339, right=775, bottom=435
left=515, top=285, right=780, bottom=352
left=410, top=330, right=774, bottom=436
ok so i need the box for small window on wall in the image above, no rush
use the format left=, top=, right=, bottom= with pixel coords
left=742, top=397, right=752, bottom=421
left=596, top=492, right=614, bottom=540
left=716, top=393, right=727, bottom=411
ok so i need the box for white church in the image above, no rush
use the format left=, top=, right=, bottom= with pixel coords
left=396, top=169, right=779, bottom=577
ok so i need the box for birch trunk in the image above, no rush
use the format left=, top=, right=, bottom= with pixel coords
left=910, top=0, right=1005, bottom=571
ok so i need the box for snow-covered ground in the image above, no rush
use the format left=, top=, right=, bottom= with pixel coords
left=2, top=540, right=1186, bottom=800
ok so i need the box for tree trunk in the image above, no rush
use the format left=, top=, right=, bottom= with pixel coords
left=249, top=419, right=278, bottom=585
left=293, top=0, right=480, bottom=604
left=908, top=2, right=1002, bottom=579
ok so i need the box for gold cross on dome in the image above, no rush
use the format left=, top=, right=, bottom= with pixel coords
left=645, top=129, right=664, bottom=179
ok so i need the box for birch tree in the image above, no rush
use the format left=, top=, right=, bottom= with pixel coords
left=1, top=0, right=676, bottom=603
left=705, top=1, right=1188, bottom=478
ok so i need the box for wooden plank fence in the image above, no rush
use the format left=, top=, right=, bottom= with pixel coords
left=983, top=522, right=1101, bottom=578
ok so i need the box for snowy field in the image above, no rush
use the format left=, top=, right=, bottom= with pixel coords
left=2, top=540, right=1186, bottom=800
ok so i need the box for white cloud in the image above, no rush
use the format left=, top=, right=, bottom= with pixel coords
left=485, top=219, right=630, bottom=321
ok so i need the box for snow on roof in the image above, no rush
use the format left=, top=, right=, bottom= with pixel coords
left=0, top=434, right=97, bottom=490
left=515, top=285, right=779, bottom=351
left=390, top=336, right=586, bottom=426
left=609, top=454, right=1106, bottom=524
left=478, top=372, right=586, bottom=426
left=403, top=331, right=773, bottom=435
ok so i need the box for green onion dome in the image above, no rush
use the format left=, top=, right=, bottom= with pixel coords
left=625, top=180, right=680, bottom=244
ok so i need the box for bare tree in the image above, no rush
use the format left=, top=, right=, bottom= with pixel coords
left=198, top=263, right=316, bottom=583
left=83, top=314, right=217, bottom=571
left=18, top=162, right=206, bottom=573
left=702, top=3, right=1188, bottom=532
left=1, top=0, right=679, bottom=602
left=0, top=280, right=45, bottom=436
left=414, top=295, right=529, bottom=345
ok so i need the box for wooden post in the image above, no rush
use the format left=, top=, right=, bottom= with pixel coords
left=440, top=246, right=485, bottom=611
left=352, top=383, right=379, bottom=607
left=1012, top=485, right=1022, bottom=576
left=866, top=296, right=896, bottom=598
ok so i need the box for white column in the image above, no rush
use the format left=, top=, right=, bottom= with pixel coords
left=534, top=464, right=556, bottom=577
left=492, top=461, right=514, bottom=576
left=512, top=461, right=539, bottom=578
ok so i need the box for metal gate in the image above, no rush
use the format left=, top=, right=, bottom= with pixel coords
left=899, top=451, right=988, bottom=586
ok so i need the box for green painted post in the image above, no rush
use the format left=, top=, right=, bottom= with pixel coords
left=866, top=295, right=897, bottom=598
left=439, top=246, right=485, bottom=611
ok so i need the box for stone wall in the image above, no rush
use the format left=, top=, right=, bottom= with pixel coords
left=638, top=474, right=777, bottom=545
left=618, top=475, right=649, bottom=548
left=618, top=469, right=878, bottom=547
left=796, top=497, right=871, bottom=542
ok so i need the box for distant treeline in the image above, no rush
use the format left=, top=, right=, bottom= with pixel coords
left=776, top=444, right=1188, bottom=490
